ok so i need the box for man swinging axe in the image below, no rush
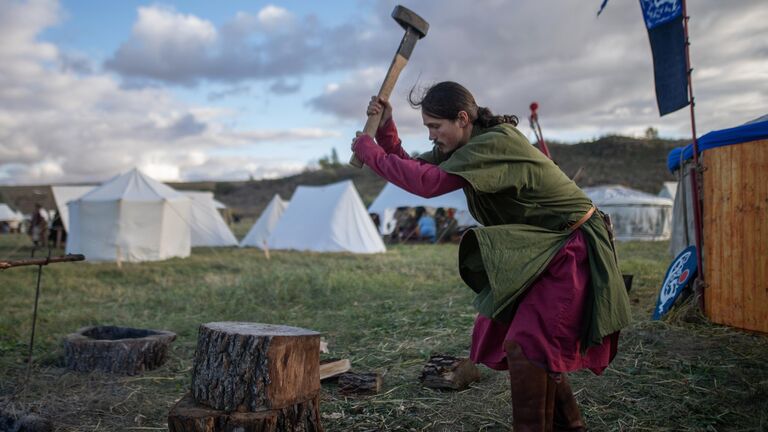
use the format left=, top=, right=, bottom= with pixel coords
left=349, top=5, right=428, bottom=168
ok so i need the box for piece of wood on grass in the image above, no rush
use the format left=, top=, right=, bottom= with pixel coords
left=191, top=322, right=320, bottom=412
left=168, top=392, right=323, bottom=432
left=337, top=372, right=381, bottom=395
left=319, top=358, right=351, bottom=381
left=419, top=354, right=480, bottom=390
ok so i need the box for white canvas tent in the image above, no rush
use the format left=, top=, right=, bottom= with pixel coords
left=367, top=182, right=478, bottom=235
left=267, top=181, right=386, bottom=254
left=0, top=204, right=21, bottom=222
left=66, top=168, right=192, bottom=262
left=184, top=191, right=237, bottom=247
left=658, top=182, right=678, bottom=201
left=51, top=185, right=96, bottom=232
left=240, top=194, right=288, bottom=248
left=584, top=185, right=673, bottom=241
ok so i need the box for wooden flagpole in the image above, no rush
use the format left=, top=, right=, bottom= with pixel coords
left=681, top=0, right=706, bottom=311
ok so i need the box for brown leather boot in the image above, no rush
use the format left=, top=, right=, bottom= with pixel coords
left=505, top=341, right=555, bottom=432
left=553, top=375, right=586, bottom=432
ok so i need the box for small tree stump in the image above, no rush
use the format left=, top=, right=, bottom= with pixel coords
left=419, top=354, right=481, bottom=390
left=168, top=392, right=323, bottom=432
left=337, top=372, right=381, bottom=395
left=191, top=322, right=320, bottom=412
left=63, top=325, right=176, bottom=375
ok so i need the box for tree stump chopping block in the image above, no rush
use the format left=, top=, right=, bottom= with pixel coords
left=191, top=322, right=320, bottom=412
left=168, top=392, right=323, bottom=432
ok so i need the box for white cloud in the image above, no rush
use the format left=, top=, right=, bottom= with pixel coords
left=257, top=5, right=294, bottom=31
left=105, top=4, right=388, bottom=86
left=311, top=0, right=768, bottom=140
left=2, top=0, right=766, bottom=186
left=105, top=6, right=218, bottom=84
left=0, top=0, right=337, bottom=185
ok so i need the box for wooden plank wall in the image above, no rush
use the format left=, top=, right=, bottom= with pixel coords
left=703, top=139, right=768, bottom=333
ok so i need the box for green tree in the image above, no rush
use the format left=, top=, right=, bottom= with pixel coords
left=318, top=148, right=341, bottom=170
left=330, top=148, right=340, bottom=165
left=644, top=126, right=659, bottom=139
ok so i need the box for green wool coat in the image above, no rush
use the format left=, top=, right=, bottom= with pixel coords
left=419, top=123, right=631, bottom=349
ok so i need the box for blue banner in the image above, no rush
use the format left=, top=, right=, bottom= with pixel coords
left=639, top=0, right=682, bottom=29
left=640, top=0, right=689, bottom=116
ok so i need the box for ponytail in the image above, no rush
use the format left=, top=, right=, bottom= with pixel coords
left=409, top=81, right=518, bottom=128
left=475, top=106, right=518, bottom=128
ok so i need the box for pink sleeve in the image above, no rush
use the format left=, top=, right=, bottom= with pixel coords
left=353, top=135, right=467, bottom=198
left=375, top=118, right=411, bottom=159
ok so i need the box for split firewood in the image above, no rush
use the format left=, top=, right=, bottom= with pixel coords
left=419, top=354, right=481, bottom=391
left=320, top=358, right=351, bottom=381
left=337, top=372, right=381, bottom=395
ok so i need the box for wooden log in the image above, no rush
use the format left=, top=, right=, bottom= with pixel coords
left=191, top=322, right=320, bottom=412
left=63, top=325, right=176, bottom=375
left=319, top=358, right=351, bottom=381
left=337, top=372, right=381, bottom=395
left=168, top=392, right=323, bottom=432
left=419, top=354, right=481, bottom=391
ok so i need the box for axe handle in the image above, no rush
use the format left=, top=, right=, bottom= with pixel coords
left=350, top=53, right=409, bottom=168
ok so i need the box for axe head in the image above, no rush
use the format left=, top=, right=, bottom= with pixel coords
left=392, top=5, right=429, bottom=39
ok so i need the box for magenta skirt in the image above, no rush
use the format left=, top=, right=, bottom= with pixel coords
left=469, top=229, right=618, bottom=375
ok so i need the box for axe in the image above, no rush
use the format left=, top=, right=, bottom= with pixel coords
left=349, top=5, right=429, bottom=168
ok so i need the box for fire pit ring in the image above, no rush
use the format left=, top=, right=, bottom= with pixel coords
left=64, top=325, right=176, bottom=375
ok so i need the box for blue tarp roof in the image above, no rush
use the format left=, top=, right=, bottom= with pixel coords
left=667, top=118, right=768, bottom=172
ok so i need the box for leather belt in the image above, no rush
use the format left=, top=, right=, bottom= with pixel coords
left=569, top=206, right=596, bottom=232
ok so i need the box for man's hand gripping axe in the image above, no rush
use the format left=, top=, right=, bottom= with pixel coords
left=349, top=5, right=429, bottom=168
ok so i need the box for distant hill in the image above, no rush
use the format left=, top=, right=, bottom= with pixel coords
left=202, top=135, right=686, bottom=218
left=1, top=135, right=686, bottom=217
left=546, top=135, right=686, bottom=194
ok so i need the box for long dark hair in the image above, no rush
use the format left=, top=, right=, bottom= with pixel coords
left=408, top=81, right=518, bottom=128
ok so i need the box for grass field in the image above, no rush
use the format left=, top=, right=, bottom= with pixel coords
left=1, top=228, right=766, bottom=431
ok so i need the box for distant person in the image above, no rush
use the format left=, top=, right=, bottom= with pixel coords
left=28, top=203, right=47, bottom=247
left=352, top=81, right=630, bottom=430
left=415, top=207, right=436, bottom=242
left=436, top=207, right=458, bottom=242
left=369, top=213, right=381, bottom=231
left=48, top=210, right=66, bottom=247
left=394, top=207, right=416, bottom=242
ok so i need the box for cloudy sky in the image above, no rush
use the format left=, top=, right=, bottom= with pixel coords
left=1, top=0, right=765, bottom=185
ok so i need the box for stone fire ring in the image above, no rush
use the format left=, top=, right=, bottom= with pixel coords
left=63, top=325, right=176, bottom=375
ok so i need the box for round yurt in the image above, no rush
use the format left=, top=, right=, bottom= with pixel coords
left=66, top=168, right=192, bottom=262
left=667, top=115, right=768, bottom=333
left=583, top=185, right=673, bottom=241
